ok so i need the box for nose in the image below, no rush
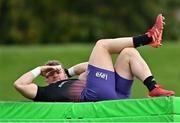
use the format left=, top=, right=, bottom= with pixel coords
left=53, top=72, right=62, bottom=79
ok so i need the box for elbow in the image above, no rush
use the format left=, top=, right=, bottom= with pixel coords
left=13, top=81, right=18, bottom=88
left=14, top=81, right=22, bottom=90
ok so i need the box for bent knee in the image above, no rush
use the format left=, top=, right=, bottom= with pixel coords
left=95, top=39, right=109, bottom=50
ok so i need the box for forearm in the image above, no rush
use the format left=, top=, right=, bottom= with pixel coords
left=68, top=62, right=88, bottom=76
left=14, top=72, right=36, bottom=86
left=14, top=67, right=41, bottom=86
left=74, top=62, right=88, bottom=75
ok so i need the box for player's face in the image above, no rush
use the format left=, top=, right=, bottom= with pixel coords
left=45, top=68, right=68, bottom=84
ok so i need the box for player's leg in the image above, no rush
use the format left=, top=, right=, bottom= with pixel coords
left=81, top=14, right=168, bottom=101
left=81, top=38, right=121, bottom=101
left=115, top=48, right=152, bottom=81
left=88, top=37, right=133, bottom=70
left=83, top=34, right=156, bottom=101
left=88, top=14, right=165, bottom=70
left=114, top=48, right=175, bottom=97
left=82, top=36, right=137, bottom=101
left=84, top=35, right=150, bottom=101
left=114, top=47, right=152, bottom=98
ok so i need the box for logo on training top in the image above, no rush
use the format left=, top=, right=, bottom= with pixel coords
left=95, top=72, right=108, bottom=80
left=58, top=81, right=68, bottom=88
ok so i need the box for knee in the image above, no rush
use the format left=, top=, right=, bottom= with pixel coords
left=95, top=39, right=109, bottom=50
left=120, top=48, right=140, bottom=57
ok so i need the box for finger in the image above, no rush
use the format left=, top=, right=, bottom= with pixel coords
left=46, top=70, right=57, bottom=77
left=53, top=65, right=62, bottom=71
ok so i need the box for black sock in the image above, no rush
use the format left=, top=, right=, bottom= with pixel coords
left=143, top=76, right=157, bottom=91
left=133, top=34, right=152, bottom=48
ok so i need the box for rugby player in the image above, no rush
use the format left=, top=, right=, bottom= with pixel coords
left=14, top=14, right=175, bottom=102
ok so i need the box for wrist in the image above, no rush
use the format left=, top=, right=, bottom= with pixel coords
left=64, top=69, right=71, bottom=77
left=68, top=67, right=75, bottom=77
left=30, top=67, right=41, bottom=78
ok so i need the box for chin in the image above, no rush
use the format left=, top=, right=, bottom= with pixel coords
left=48, top=80, right=58, bottom=84
left=52, top=79, right=62, bottom=83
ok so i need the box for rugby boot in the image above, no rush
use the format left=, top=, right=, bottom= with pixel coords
left=148, top=84, right=175, bottom=97
left=146, top=14, right=165, bottom=48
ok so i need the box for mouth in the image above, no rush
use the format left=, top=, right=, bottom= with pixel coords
left=49, top=77, right=62, bottom=84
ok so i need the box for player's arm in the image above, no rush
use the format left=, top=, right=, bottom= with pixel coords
left=14, top=66, right=60, bottom=99
left=14, top=70, right=38, bottom=99
left=14, top=67, right=40, bottom=99
left=66, top=62, right=88, bottom=77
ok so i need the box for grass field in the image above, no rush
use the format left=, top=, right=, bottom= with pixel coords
left=0, top=43, right=180, bottom=101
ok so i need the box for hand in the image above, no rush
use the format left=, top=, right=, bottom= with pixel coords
left=40, top=65, right=62, bottom=76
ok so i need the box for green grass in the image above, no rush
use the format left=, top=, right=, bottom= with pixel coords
left=0, top=43, right=180, bottom=101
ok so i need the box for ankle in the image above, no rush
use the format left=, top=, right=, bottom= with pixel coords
left=133, top=34, right=152, bottom=48
left=143, top=76, right=157, bottom=91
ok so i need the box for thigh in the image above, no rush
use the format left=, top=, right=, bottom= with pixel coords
left=88, top=40, right=114, bottom=72
left=115, top=72, right=133, bottom=98
left=114, top=48, right=134, bottom=80
left=81, top=65, right=118, bottom=101
left=114, top=48, right=134, bottom=98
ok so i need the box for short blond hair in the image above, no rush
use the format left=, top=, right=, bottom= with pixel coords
left=45, top=60, right=64, bottom=68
